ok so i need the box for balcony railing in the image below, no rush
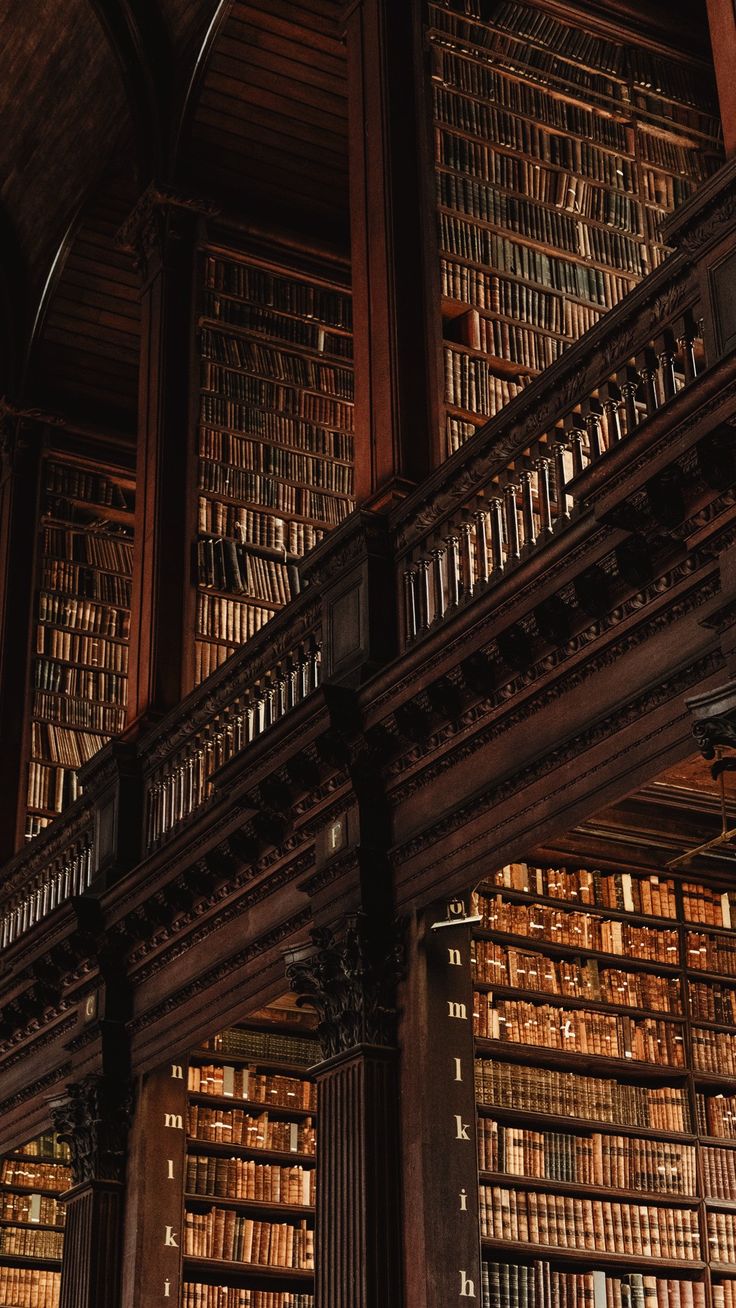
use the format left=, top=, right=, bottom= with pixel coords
left=2, top=159, right=734, bottom=953
left=392, top=250, right=704, bottom=648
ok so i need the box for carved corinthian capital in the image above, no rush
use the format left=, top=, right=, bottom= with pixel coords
left=286, top=913, right=404, bottom=1061
left=49, top=1074, right=133, bottom=1186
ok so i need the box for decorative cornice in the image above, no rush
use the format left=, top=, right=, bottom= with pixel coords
left=49, top=1074, right=133, bottom=1186
left=287, top=913, right=404, bottom=1060
left=116, top=183, right=220, bottom=275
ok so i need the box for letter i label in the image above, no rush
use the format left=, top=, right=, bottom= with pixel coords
left=167, top=1159, right=174, bottom=1180
left=453, top=1057, right=462, bottom=1082
left=164, top=1281, right=171, bottom=1298
left=459, top=1188, right=468, bottom=1211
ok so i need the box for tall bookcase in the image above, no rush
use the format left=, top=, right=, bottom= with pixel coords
left=470, top=859, right=736, bottom=1307
left=194, top=249, right=355, bottom=685
left=428, top=0, right=724, bottom=455
left=26, top=455, right=134, bottom=840
left=182, top=1022, right=318, bottom=1307
left=0, top=1131, right=70, bottom=1307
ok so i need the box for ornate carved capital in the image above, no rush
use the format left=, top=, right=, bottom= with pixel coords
left=286, top=913, right=404, bottom=1060
left=688, top=680, right=736, bottom=774
left=116, top=183, right=219, bottom=277
left=49, top=1074, right=133, bottom=1186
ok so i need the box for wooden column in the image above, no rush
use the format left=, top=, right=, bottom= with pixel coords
left=49, top=1070, right=132, bottom=1308
left=118, top=187, right=208, bottom=724
left=343, top=0, right=441, bottom=503
left=0, top=411, right=41, bottom=855
left=287, top=913, right=404, bottom=1308
left=706, top=0, right=736, bottom=156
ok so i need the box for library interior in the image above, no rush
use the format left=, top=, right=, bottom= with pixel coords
left=3, top=1, right=736, bottom=1305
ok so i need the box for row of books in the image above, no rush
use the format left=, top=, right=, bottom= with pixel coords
left=0, top=1226, right=64, bottom=1258
left=196, top=538, right=294, bottom=605
left=486, top=865, right=678, bottom=917
left=33, top=660, right=125, bottom=702
left=682, top=886, right=736, bottom=930
left=38, top=592, right=130, bottom=638
left=475, top=1060, right=691, bottom=1131
left=186, top=1155, right=314, bottom=1206
left=641, top=168, right=695, bottom=211
left=441, top=256, right=565, bottom=330
left=696, top=1094, right=736, bottom=1139
left=199, top=435, right=353, bottom=497
left=439, top=214, right=634, bottom=305
left=475, top=893, right=680, bottom=961
left=687, top=934, right=736, bottom=975
left=196, top=593, right=273, bottom=645
left=202, top=291, right=352, bottom=360
left=41, top=526, right=133, bottom=575
left=435, top=123, right=637, bottom=198
left=438, top=185, right=647, bottom=274
left=206, top=1030, right=318, bottom=1064
left=0, top=1267, right=60, bottom=1307
left=188, top=1065, right=316, bottom=1109
left=444, top=346, right=529, bottom=410
left=200, top=412, right=353, bottom=462
left=707, top=1211, right=736, bottom=1262
left=183, top=1289, right=313, bottom=1308
left=26, top=763, right=80, bottom=816
left=714, top=1285, right=736, bottom=1308
left=34, top=626, right=128, bottom=672
left=188, top=1106, right=316, bottom=1154
left=0, top=1192, right=63, bottom=1225
left=481, top=1261, right=705, bottom=1308
left=203, top=257, right=352, bottom=331
left=198, top=499, right=325, bottom=554
left=446, top=414, right=479, bottom=452
left=41, top=560, right=130, bottom=609
left=473, top=941, right=681, bottom=1011
left=0, top=1161, right=70, bottom=1191
left=692, top=1029, right=736, bottom=1076
left=638, top=130, right=719, bottom=180
left=477, top=1120, right=696, bottom=1193
left=479, top=1186, right=701, bottom=1257
left=32, top=692, right=125, bottom=734
left=201, top=363, right=353, bottom=434
left=30, top=723, right=108, bottom=769
left=702, top=1146, right=736, bottom=1200
left=184, top=1209, right=313, bottom=1268
left=44, top=463, right=132, bottom=512
left=474, top=997, right=685, bottom=1065
left=199, top=462, right=352, bottom=523
left=453, top=309, right=565, bottom=370
left=432, top=82, right=629, bottom=160
left=194, top=639, right=235, bottom=684
left=201, top=330, right=353, bottom=402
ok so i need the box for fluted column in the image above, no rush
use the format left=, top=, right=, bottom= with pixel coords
left=49, top=1073, right=132, bottom=1308
left=287, top=913, right=404, bottom=1308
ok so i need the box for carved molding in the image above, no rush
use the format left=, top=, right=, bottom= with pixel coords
left=287, top=913, right=404, bottom=1060
left=116, top=183, right=219, bottom=276
left=49, top=1074, right=133, bottom=1186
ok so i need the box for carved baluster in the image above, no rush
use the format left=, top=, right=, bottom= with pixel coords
left=583, top=404, right=605, bottom=461
left=520, top=470, right=536, bottom=551
left=602, top=383, right=623, bottom=446
left=638, top=347, right=659, bottom=416
left=619, top=367, right=640, bottom=434
left=656, top=331, right=677, bottom=401
left=473, top=509, right=490, bottom=587
left=460, top=521, right=473, bottom=598
left=553, top=443, right=571, bottom=524
left=504, top=484, right=521, bottom=562
left=310, top=639, right=321, bottom=691
left=677, top=315, right=697, bottom=385
left=489, top=495, right=505, bottom=573
left=403, top=568, right=418, bottom=641
left=416, top=557, right=431, bottom=631
left=431, top=546, right=446, bottom=622
left=536, top=456, right=553, bottom=536
left=567, top=423, right=585, bottom=477
left=445, top=534, right=461, bottom=608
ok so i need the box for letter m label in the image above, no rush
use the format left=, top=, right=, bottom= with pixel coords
left=447, top=1001, right=467, bottom=1020
left=164, top=1113, right=183, bottom=1130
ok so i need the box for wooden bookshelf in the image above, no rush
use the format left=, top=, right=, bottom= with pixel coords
left=25, top=455, right=134, bottom=840
left=194, top=250, right=355, bottom=685
left=0, top=1132, right=69, bottom=1308
left=427, top=0, right=724, bottom=455
left=182, top=1024, right=318, bottom=1308
left=471, top=859, right=736, bottom=1307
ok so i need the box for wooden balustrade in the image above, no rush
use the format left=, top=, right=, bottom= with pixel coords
left=395, top=276, right=705, bottom=646
left=0, top=818, right=93, bottom=949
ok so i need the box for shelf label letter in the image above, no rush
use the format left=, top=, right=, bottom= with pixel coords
left=454, top=1115, right=470, bottom=1141
left=164, top=1281, right=171, bottom=1298
left=448, top=947, right=462, bottom=966
left=459, top=1270, right=476, bottom=1297
left=164, top=1227, right=178, bottom=1248
left=459, top=1188, right=468, bottom=1211
left=170, top=1064, right=183, bottom=1080
left=167, top=1159, right=174, bottom=1180
left=164, top=1113, right=183, bottom=1130
left=447, top=1001, right=467, bottom=1020
left=453, top=1057, right=462, bottom=1082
